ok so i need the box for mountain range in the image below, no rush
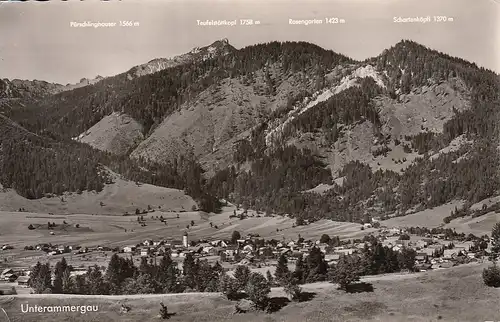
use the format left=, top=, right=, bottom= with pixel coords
left=1, top=38, right=499, bottom=224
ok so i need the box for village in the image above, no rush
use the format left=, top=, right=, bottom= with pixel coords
left=0, top=219, right=493, bottom=294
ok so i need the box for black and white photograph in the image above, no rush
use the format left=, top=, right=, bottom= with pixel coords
left=0, top=0, right=499, bottom=321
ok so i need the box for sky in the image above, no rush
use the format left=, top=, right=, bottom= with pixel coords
left=0, top=0, right=498, bottom=84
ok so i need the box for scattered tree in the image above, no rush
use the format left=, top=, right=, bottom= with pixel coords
left=53, top=257, right=68, bottom=293
left=319, top=234, right=331, bottom=244
left=245, top=272, right=271, bottom=309
left=233, top=265, right=251, bottom=291
left=86, top=265, right=108, bottom=295
left=398, top=247, right=417, bottom=272
left=266, top=270, right=274, bottom=286
left=218, top=274, right=239, bottom=300
left=332, top=255, right=361, bottom=291
left=32, top=262, right=52, bottom=294
left=159, top=302, right=170, bottom=319
left=283, top=275, right=302, bottom=301
left=274, top=254, right=290, bottom=285
left=490, top=223, right=500, bottom=261
left=231, top=231, right=241, bottom=244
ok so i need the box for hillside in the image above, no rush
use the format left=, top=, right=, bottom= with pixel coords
left=2, top=39, right=500, bottom=225
left=6, top=39, right=239, bottom=141
left=0, top=78, right=64, bottom=100
left=0, top=113, right=221, bottom=212
left=0, top=263, right=497, bottom=322
left=0, top=169, right=196, bottom=215
left=0, top=113, right=109, bottom=199
left=129, top=66, right=322, bottom=173
left=75, top=112, right=144, bottom=156
left=208, top=41, right=500, bottom=224
left=0, top=76, right=106, bottom=112
left=0, top=78, right=63, bottom=114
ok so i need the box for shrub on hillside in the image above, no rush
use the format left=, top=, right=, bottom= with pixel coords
left=283, top=276, right=302, bottom=301
left=159, top=302, right=170, bottom=319
left=42, top=288, right=52, bottom=294
left=483, top=263, right=500, bottom=287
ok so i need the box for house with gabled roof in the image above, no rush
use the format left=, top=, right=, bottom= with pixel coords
left=415, top=252, right=427, bottom=262
left=242, top=244, right=254, bottom=253
left=210, top=240, right=228, bottom=247
left=454, top=242, right=473, bottom=251
left=17, top=276, right=30, bottom=286
left=325, top=254, right=340, bottom=263
left=172, top=240, right=184, bottom=248
left=335, top=248, right=356, bottom=256
left=2, top=273, right=17, bottom=282
left=224, top=245, right=239, bottom=260
left=416, top=240, right=428, bottom=249
left=1, top=268, right=14, bottom=277
left=123, top=246, right=135, bottom=253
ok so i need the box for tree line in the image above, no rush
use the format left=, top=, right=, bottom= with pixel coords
left=28, top=252, right=220, bottom=295
left=27, top=241, right=419, bottom=310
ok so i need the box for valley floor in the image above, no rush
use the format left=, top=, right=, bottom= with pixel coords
left=0, top=206, right=374, bottom=270
left=0, top=262, right=498, bottom=322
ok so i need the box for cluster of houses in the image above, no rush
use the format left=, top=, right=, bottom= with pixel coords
left=23, top=243, right=124, bottom=256
left=0, top=225, right=494, bottom=291
left=113, top=227, right=489, bottom=272
left=17, top=227, right=493, bottom=270
left=378, top=230, right=481, bottom=271
left=0, top=267, right=89, bottom=287
left=121, top=235, right=237, bottom=260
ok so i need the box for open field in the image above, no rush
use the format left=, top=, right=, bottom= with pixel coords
left=0, top=262, right=498, bottom=322
left=382, top=197, right=499, bottom=237
left=0, top=207, right=373, bottom=248
left=0, top=171, right=197, bottom=216
left=381, top=200, right=464, bottom=229
left=443, top=211, right=500, bottom=236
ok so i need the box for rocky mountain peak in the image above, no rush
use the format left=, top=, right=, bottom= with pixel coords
left=127, top=39, right=235, bottom=79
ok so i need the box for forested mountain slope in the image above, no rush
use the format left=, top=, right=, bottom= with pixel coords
left=2, top=39, right=499, bottom=224
left=0, top=113, right=221, bottom=211
left=207, top=40, right=500, bottom=224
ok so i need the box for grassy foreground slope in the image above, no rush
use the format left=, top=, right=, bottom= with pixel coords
left=0, top=263, right=498, bottom=322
